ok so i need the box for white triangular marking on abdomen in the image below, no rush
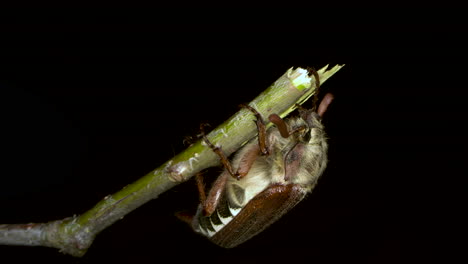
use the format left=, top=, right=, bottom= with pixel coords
left=217, top=211, right=233, bottom=225
left=229, top=206, right=241, bottom=217
left=206, top=228, right=216, bottom=237
left=211, top=221, right=224, bottom=232
left=199, top=208, right=240, bottom=238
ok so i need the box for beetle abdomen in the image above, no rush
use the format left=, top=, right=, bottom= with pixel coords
left=192, top=187, right=242, bottom=238
left=194, top=183, right=307, bottom=248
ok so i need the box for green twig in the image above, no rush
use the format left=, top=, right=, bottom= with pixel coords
left=0, top=65, right=344, bottom=256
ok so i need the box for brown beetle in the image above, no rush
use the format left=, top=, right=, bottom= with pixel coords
left=190, top=70, right=333, bottom=248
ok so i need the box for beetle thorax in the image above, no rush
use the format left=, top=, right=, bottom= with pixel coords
left=225, top=113, right=327, bottom=208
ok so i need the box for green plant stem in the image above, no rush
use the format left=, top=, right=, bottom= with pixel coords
left=0, top=65, right=344, bottom=257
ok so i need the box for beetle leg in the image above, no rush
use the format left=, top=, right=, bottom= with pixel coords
left=268, top=114, right=290, bottom=138
left=195, top=172, right=207, bottom=204
left=236, top=103, right=276, bottom=178
left=201, top=170, right=230, bottom=216
left=239, top=104, right=269, bottom=155
left=235, top=141, right=261, bottom=178
left=174, top=211, right=194, bottom=225
left=288, top=125, right=307, bottom=136
left=307, top=67, right=321, bottom=111
left=269, top=114, right=307, bottom=138
left=200, top=124, right=239, bottom=179
left=174, top=174, right=207, bottom=224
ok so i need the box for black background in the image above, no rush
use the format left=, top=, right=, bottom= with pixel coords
left=0, top=9, right=465, bottom=263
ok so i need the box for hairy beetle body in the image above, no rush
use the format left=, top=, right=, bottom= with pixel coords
left=192, top=105, right=329, bottom=247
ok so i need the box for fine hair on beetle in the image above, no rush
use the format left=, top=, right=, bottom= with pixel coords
left=179, top=68, right=334, bottom=248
